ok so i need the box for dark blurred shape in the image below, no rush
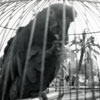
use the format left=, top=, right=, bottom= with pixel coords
left=0, top=3, right=77, bottom=100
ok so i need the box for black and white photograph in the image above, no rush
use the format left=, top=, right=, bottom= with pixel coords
left=0, top=0, right=100, bottom=100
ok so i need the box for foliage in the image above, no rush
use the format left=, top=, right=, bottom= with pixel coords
left=69, top=30, right=100, bottom=74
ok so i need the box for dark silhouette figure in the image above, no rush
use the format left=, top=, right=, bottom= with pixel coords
left=0, top=3, right=77, bottom=100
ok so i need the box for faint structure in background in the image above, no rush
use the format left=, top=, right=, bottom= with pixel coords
left=0, top=0, right=100, bottom=100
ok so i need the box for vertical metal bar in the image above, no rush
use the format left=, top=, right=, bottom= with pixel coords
left=58, top=0, right=67, bottom=98
left=1, top=2, right=20, bottom=100
left=62, top=68, right=64, bottom=94
left=39, top=1, right=51, bottom=98
left=59, top=66, right=62, bottom=96
left=93, top=3, right=100, bottom=97
left=55, top=76, right=57, bottom=91
left=69, top=61, right=71, bottom=100
left=76, top=57, right=79, bottom=100
left=98, top=65, right=100, bottom=98
left=84, top=58, right=87, bottom=100
left=20, top=14, right=37, bottom=99
left=89, top=51, right=95, bottom=100
left=1, top=51, right=12, bottom=100
left=69, top=1, right=79, bottom=99
left=62, top=0, right=66, bottom=46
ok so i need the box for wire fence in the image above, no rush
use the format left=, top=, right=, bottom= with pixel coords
left=0, top=0, right=100, bottom=100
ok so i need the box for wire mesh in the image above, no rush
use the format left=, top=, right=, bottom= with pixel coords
left=0, top=0, right=100, bottom=100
